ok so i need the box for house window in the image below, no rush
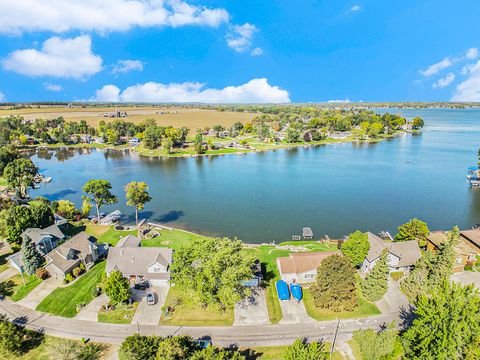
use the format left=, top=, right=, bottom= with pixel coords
left=456, top=257, right=463, bottom=265
left=153, top=267, right=161, bottom=273
left=304, top=273, right=315, bottom=279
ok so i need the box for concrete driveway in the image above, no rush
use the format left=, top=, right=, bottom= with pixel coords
left=0, top=267, right=17, bottom=283
left=279, top=298, right=314, bottom=324
left=376, top=279, right=409, bottom=314
left=18, top=277, right=61, bottom=310
left=132, top=285, right=168, bottom=326
left=451, top=272, right=480, bottom=289
left=234, top=288, right=270, bottom=326
left=75, top=294, right=108, bottom=321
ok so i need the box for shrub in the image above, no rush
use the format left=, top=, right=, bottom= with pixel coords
left=36, top=267, right=48, bottom=279
left=0, top=314, right=25, bottom=356
left=65, top=273, right=74, bottom=283
left=464, top=264, right=473, bottom=271
left=92, top=287, right=102, bottom=297
left=72, top=267, right=82, bottom=278
left=390, top=271, right=404, bottom=281
left=79, top=262, right=86, bottom=271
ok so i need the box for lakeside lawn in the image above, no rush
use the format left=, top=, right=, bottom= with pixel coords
left=36, top=261, right=106, bottom=318
left=85, top=223, right=138, bottom=246
left=3, top=274, right=42, bottom=302
left=160, top=285, right=234, bottom=326
left=278, top=240, right=339, bottom=252
left=303, top=288, right=380, bottom=321
left=142, top=228, right=211, bottom=252
left=98, top=302, right=138, bottom=324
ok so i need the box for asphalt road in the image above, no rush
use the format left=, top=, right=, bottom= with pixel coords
left=0, top=299, right=401, bottom=347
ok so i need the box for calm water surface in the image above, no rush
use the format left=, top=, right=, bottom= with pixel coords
left=31, top=108, right=480, bottom=243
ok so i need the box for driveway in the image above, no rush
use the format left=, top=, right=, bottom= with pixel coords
left=451, top=271, right=480, bottom=289
left=132, top=285, right=168, bottom=326
left=75, top=294, right=108, bottom=321
left=279, top=298, right=314, bottom=324
left=18, top=277, right=61, bottom=310
left=234, top=288, right=270, bottom=326
left=0, top=267, right=17, bottom=283
left=376, top=279, right=409, bottom=314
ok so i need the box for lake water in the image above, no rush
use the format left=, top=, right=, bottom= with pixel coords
left=31, top=108, right=480, bottom=243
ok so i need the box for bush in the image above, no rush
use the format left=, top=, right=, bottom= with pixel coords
left=76, top=302, right=86, bottom=313
left=92, top=287, right=102, bottom=297
left=65, top=273, right=74, bottom=283
left=390, top=271, right=404, bottom=281
left=72, top=267, right=82, bottom=278
left=464, top=264, right=473, bottom=271
left=36, top=267, right=48, bottom=279
left=79, top=262, right=86, bottom=271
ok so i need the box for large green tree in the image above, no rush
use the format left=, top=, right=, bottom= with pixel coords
left=3, top=158, right=38, bottom=198
left=394, top=218, right=429, bottom=247
left=155, top=336, right=198, bottom=360
left=125, top=181, right=152, bottom=227
left=310, top=254, right=358, bottom=312
left=190, top=346, right=245, bottom=360
left=284, top=339, right=327, bottom=360
left=171, top=237, right=254, bottom=307
left=403, top=281, right=480, bottom=359
left=341, top=230, right=370, bottom=267
left=353, top=322, right=402, bottom=360
left=361, top=249, right=389, bottom=301
left=412, top=116, right=424, bottom=129
left=119, top=334, right=163, bottom=360
left=29, top=200, right=55, bottom=229
left=82, top=179, right=118, bottom=221
left=194, top=131, right=205, bottom=154
left=0, top=314, right=25, bottom=356
left=0, top=145, right=20, bottom=176
left=105, top=270, right=131, bottom=304
left=21, top=235, right=44, bottom=275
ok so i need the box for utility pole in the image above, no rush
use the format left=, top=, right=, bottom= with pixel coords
left=330, top=318, right=340, bottom=356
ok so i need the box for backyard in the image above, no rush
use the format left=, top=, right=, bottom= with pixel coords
left=36, top=261, right=106, bottom=317
left=141, top=228, right=211, bottom=252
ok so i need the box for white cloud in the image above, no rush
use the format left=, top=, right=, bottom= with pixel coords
left=432, top=72, right=455, bottom=89
left=250, top=47, right=264, bottom=56
left=112, top=59, right=144, bottom=74
left=452, top=60, right=480, bottom=101
left=348, top=4, right=361, bottom=13
left=226, top=23, right=257, bottom=52
left=44, top=83, right=63, bottom=91
left=420, top=57, right=452, bottom=77
left=466, top=48, right=478, bottom=60
left=0, top=0, right=229, bottom=34
left=2, top=35, right=102, bottom=79
left=0, top=91, right=5, bottom=102
left=327, top=99, right=351, bottom=103
left=91, top=78, right=290, bottom=103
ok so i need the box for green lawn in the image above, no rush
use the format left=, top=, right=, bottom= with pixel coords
left=98, top=302, right=138, bottom=324
left=0, top=252, right=12, bottom=273
left=7, top=274, right=43, bottom=302
left=303, top=288, right=380, bottom=321
left=36, top=261, right=106, bottom=317
left=278, top=240, right=339, bottom=252
left=160, top=285, right=234, bottom=326
left=142, top=228, right=211, bottom=252
left=85, top=224, right=138, bottom=246
left=0, top=177, right=8, bottom=187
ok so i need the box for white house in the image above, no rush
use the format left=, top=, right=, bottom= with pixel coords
left=361, top=232, right=422, bottom=273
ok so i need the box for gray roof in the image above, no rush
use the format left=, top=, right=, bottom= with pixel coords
left=116, top=234, right=141, bottom=248
left=22, top=224, right=64, bottom=244
left=365, top=232, right=421, bottom=267
left=45, top=232, right=97, bottom=273
left=106, top=247, right=172, bottom=279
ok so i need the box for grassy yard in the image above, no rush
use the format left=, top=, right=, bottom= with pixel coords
left=278, top=240, right=339, bottom=252
left=245, top=343, right=342, bottom=360
left=160, top=285, right=234, bottom=326
left=85, top=224, right=138, bottom=246
left=142, top=228, right=211, bottom=252
left=0, top=252, right=12, bottom=273
left=37, top=261, right=106, bottom=317
left=4, top=274, right=43, bottom=302
left=98, top=302, right=138, bottom=324
left=303, top=288, right=380, bottom=321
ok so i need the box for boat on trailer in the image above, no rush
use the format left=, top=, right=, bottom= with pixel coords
left=289, top=283, right=303, bottom=302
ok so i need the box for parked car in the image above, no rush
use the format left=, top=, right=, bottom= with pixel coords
left=134, top=282, right=150, bottom=291
left=146, top=292, right=156, bottom=305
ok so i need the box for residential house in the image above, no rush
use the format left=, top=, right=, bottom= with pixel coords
left=277, top=251, right=340, bottom=284
left=44, top=232, right=100, bottom=279
left=21, top=224, right=65, bottom=255
left=459, top=229, right=480, bottom=254
left=129, top=137, right=140, bottom=146
left=106, top=246, right=173, bottom=286
left=427, top=231, right=478, bottom=272
left=361, top=232, right=422, bottom=273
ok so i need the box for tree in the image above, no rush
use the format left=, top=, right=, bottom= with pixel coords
left=341, top=230, right=370, bottom=267
left=194, top=131, right=205, bottom=154
left=310, top=255, right=358, bottom=312
left=284, top=339, right=327, bottom=360
left=286, top=127, right=301, bottom=143
left=0, top=314, right=25, bottom=356
left=171, top=237, right=254, bottom=307
left=21, top=235, right=44, bottom=275
left=81, top=196, right=93, bottom=218
left=353, top=322, right=402, bottom=360
left=82, top=179, right=118, bottom=221
left=403, top=281, right=480, bottom=359
left=105, top=270, right=131, bottom=304
left=155, top=336, right=198, bottom=360
left=54, top=200, right=77, bottom=219
left=143, top=125, right=162, bottom=150
left=367, top=122, right=383, bottom=138
left=29, top=200, right=55, bottom=228
left=394, top=218, right=430, bottom=247
left=361, top=249, right=389, bottom=301
left=190, top=346, right=245, bottom=360
left=0, top=205, right=36, bottom=244
left=0, top=145, right=19, bottom=176
left=412, top=116, right=424, bottom=129
left=162, top=137, right=173, bottom=154
left=119, top=334, right=163, bottom=360
left=3, top=158, right=38, bottom=198
left=125, top=181, right=152, bottom=227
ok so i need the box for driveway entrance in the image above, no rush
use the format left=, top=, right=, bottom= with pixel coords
left=234, top=288, right=270, bottom=326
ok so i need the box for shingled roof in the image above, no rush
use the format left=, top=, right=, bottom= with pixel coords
left=22, top=224, right=64, bottom=244
left=277, top=251, right=340, bottom=275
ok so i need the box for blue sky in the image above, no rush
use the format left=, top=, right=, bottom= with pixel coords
left=0, top=0, right=479, bottom=103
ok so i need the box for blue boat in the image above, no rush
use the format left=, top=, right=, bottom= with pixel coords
left=276, top=280, right=290, bottom=300
left=290, top=283, right=303, bottom=302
